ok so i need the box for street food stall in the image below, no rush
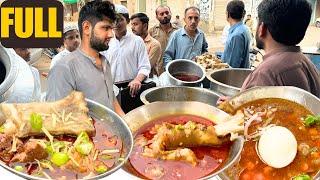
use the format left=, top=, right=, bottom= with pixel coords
left=1, top=48, right=320, bottom=179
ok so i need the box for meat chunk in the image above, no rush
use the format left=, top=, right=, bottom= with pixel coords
left=141, top=118, right=245, bottom=166
left=142, top=121, right=230, bottom=165
left=11, top=141, right=48, bottom=163
left=143, top=145, right=198, bottom=166
left=0, top=91, right=94, bottom=138
left=148, top=121, right=229, bottom=150
left=0, top=134, right=12, bottom=151
left=0, top=134, right=23, bottom=162
left=218, top=100, right=236, bottom=114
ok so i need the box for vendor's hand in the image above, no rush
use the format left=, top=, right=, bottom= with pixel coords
left=128, top=79, right=142, bottom=97
left=217, top=96, right=230, bottom=105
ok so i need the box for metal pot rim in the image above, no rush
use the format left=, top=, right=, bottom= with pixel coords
left=0, top=46, right=18, bottom=95
left=140, top=86, right=221, bottom=104
left=199, top=136, right=244, bottom=180
left=228, top=86, right=320, bottom=114
left=206, top=68, right=252, bottom=91
left=166, top=59, right=206, bottom=84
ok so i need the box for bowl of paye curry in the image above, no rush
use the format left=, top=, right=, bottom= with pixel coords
left=218, top=86, right=320, bottom=179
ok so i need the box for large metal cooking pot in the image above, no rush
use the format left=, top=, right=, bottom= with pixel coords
left=0, top=99, right=134, bottom=180
left=219, top=86, right=320, bottom=179
left=166, top=59, right=205, bottom=87
left=122, top=101, right=244, bottom=179
left=206, top=68, right=252, bottom=96
left=140, top=86, right=221, bottom=106
left=0, top=44, right=35, bottom=103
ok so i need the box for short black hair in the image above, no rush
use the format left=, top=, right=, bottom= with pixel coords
left=184, top=6, right=200, bottom=16
left=130, top=13, right=149, bottom=24
left=258, top=0, right=312, bottom=45
left=78, top=1, right=116, bottom=38
left=155, top=5, right=171, bottom=15
left=226, top=0, right=245, bottom=20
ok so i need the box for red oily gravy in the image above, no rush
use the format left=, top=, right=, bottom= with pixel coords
left=129, top=115, right=231, bottom=179
left=173, top=73, right=201, bottom=82
left=1, top=118, right=123, bottom=179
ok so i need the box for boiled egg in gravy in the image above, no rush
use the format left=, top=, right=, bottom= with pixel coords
left=257, top=126, right=297, bottom=168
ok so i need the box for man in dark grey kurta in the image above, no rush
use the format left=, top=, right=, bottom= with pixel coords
left=46, top=50, right=115, bottom=109
left=46, top=1, right=125, bottom=116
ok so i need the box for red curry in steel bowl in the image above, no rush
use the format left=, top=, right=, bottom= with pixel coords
left=223, top=98, right=320, bottom=179
left=129, top=115, right=232, bottom=179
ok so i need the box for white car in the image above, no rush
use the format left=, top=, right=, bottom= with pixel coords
left=316, top=17, right=320, bottom=28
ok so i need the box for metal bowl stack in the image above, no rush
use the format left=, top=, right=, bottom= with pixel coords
left=166, top=59, right=205, bottom=87
left=206, top=68, right=252, bottom=96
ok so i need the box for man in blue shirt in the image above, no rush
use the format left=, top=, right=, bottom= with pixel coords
left=222, top=0, right=251, bottom=68
left=163, top=6, right=208, bottom=68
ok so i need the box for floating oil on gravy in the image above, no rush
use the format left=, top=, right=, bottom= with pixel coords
left=229, top=98, right=319, bottom=179
left=173, top=72, right=201, bottom=82
left=129, top=115, right=231, bottom=180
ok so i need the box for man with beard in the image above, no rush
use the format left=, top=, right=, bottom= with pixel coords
left=46, top=1, right=125, bottom=116
left=103, top=5, right=150, bottom=98
left=163, top=6, right=208, bottom=67
left=130, top=13, right=162, bottom=77
left=149, top=5, right=178, bottom=73
left=221, top=0, right=251, bottom=68
left=49, top=23, right=80, bottom=69
left=241, top=0, right=320, bottom=97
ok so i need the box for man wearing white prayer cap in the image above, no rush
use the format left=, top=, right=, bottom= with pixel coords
left=49, top=23, right=80, bottom=69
